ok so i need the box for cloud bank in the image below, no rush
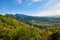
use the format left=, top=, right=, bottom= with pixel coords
left=34, top=0, right=60, bottom=17
left=31, top=0, right=42, bottom=2
left=15, top=0, right=60, bottom=17
left=15, top=0, right=43, bottom=4
left=16, top=0, right=22, bottom=4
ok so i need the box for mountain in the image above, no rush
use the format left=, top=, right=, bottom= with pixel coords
left=15, top=14, right=60, bottom=23
left=0, top=15, right=51, bottom=40
left=0, top=14, right=60, bottom=40
left=4, top=14, right=60, bottom=28
left=14, top=14, right=60, bottom=28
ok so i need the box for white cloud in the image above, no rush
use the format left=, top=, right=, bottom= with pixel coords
left=28, top=3, right=32, bottom=6
left=33, top=0, right=60, bottom=17
left=34, top=9, right=60, bottom=16
left=31, top=0, right=42, bottom=2
left=28, top=0, right=43, bottom=6
left=16, top=0, right=22, bottom=4
left=15, top=0, right=43, bottom=6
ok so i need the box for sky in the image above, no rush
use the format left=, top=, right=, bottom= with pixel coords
left=0, top=0, right=60, bottom=16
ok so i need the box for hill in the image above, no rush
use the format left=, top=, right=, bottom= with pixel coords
left=0, top=14, right=60, bottom=40
left=0, top=15, right=51, bottom=40
left=15, top=14, right=60, bottom=28
left=15, top=14, right=60, bottom=23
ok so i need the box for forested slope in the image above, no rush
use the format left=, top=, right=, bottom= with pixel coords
left=0, top=15, right=60, bottom=40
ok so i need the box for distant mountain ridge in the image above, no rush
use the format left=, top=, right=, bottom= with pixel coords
left=3, top=14, right=60, bottom=23
left=0, top=14, right=48, bottom=40
left=15, top=14, right=60, bottom=23
left=0, top=14, right=60, bottom=40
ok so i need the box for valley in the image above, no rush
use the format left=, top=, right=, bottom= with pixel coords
left=0, top=14, right=60, bottom=40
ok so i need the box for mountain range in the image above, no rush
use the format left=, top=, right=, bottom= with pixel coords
left=5, top=14, right=60, bottom=23
left=15, top=14, right=60, bottom=23
left=3, top=14, right=60, bottom=28
left=0, top=14, right=60, bottom=40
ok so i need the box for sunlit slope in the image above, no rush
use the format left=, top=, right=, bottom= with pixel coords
left=0, top=15, right=52, bottom=40
left=0, top=14, right=60, bottom=40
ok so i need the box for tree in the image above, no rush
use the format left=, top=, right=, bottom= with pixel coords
left=48, top=32, right=60, bottom=40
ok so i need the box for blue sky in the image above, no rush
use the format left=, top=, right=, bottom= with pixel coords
left=0, top=0, right=60, bottom=16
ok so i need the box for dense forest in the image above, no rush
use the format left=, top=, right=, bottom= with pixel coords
left=0, top=15, right=60, bottom=40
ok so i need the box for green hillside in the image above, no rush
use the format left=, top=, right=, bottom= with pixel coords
left=0, top=15, right=60, bottom=40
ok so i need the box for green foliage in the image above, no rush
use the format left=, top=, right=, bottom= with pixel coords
left=48, top=32, right=60, bottom=40
left=0, top=15, right=60, bottom=40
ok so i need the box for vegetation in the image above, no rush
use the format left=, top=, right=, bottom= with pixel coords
left=0, top=15, right=60, bottom=40
left=48, top=32, right=60, bottom=40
